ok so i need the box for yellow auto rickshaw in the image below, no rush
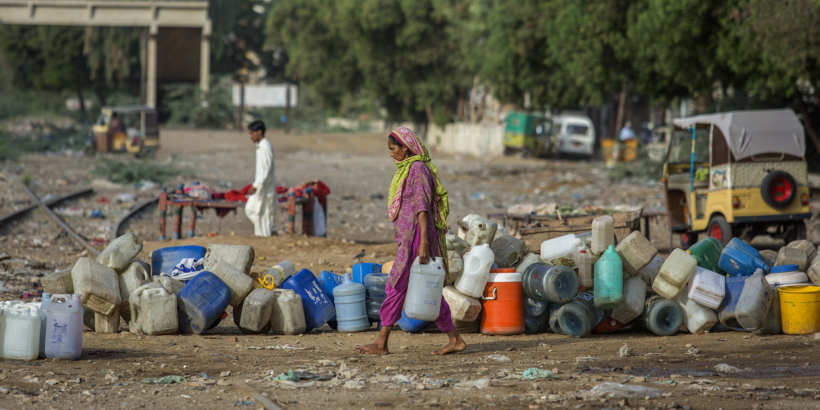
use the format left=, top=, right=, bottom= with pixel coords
left=664, top=109, right=810, bottom=249
left=92, top=106, right=159, bottom=156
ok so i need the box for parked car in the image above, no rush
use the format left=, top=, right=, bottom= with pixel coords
left=552, top=114, right=595, bottom=159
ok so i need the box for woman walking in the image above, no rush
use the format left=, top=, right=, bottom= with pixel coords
left=354, top=127, right=466, bottom=356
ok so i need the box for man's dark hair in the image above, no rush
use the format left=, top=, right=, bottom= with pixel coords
left=248, top=120, right=266, bottom=135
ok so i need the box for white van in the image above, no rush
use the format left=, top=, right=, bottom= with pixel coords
left=552, top=114, right=596, bottom=158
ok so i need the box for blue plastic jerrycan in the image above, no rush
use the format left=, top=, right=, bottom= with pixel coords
left=332, top=273, right=370, bottom=332
left=719, top=238, right=767, bottom=277
left=352, top=263, right=383, bottom=297
left=280, top=269, right=336, bottom=331
left=716, top=275, right=747, bottom=331
left=151, top=246, right=207, bottom=277
left=176, top=271, right=231, bottom=334
left=317, top=270, right=344, bottom=330
left=397, top=310, right=432, bottom=333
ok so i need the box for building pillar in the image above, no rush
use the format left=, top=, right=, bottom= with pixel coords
left=200, top=20, right=211, bottom=93
left=146, top=24, right=158, bottom=108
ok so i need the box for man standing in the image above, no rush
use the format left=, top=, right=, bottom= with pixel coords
left=245, top=120, right=277, bottom=236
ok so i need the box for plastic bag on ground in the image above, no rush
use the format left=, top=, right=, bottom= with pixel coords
left=279, top=380, right=316, bottom=389
left=485, top=354, right=511, bottom=362
left=274, top=369, right=300, bottom=382
left=582, top=382, right=662, bottom=399
left=523, top=368, right=558, bottom=379
left=714, top=363, right=746, bottom=373
left=455, top=379, right=490, bottom=389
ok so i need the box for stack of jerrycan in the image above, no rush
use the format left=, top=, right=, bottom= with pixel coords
left=333, top=273, right=370, bottom=332
left=280, top=269, right=335, bottom=331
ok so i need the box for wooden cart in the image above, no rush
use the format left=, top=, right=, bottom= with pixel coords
left=509, top=210, right=642, bottom=253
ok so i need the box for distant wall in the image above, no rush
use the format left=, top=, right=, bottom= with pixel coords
left=427, top=123, right=505, bottom=157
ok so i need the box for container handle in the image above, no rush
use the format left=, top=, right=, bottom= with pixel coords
left=481, top=288, right=498, bottom=300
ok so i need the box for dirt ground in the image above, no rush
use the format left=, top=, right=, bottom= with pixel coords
left=1, top=128, right=820, bottom=409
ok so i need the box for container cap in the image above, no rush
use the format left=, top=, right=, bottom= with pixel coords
left=770, top=264, right=799, bottom=274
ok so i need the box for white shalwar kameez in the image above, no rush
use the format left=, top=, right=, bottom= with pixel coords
left=245, top=137, right=277, bottom=236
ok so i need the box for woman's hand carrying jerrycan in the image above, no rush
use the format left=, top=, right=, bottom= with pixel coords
left=594, top=245, right=624, bottom=309
left=404, top=257, right=447, bottom=321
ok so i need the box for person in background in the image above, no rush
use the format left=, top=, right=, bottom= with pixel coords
left=245, top=120, right=277, bottom=236
left=354, top=127, right=466, bottom=356
left=619, top=120, right=636, bottom=142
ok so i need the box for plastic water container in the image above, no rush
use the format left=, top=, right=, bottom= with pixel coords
left=615, top=231, right=657, bottom=275
left=591, top=215, right=615, bottom=256
left=753, top=287, right=781, bottom=335
left=443, top=286, right=481, bottom=322
left=787, top=239, right=816, bottom=256
left=129, top=284, right=178, bottom=335
left=204, top=259, right=254, bottom=308
left=557, top=290, right=605, bottom=338
left=490, top=235, right=527, bottom=268
left=766, top=264, right=809, bottom=286
left=540, top=234, right=584, bottom=268
left=118, top=261, right=151, bottom=323
left=397, top=310, right=432, bottom=333
left=480, top=269, right=525, bottom=335
left=447, top=251, right=464, bottom=284
left=610, top=276, right=646, bottom=324
left=516, top=253, right=541, bottom=274
left=717, top=275, right=747, bottom=331
left=521, top=263, right=579, bottom=303
left=72, top=257, right=121, bottom=316
left=775, top=247, right=809, bottom=272
left=687, top=237, right=724, bottom=274
left=318, top=271, right=344, bottom=303
left=688, top=267, right=726, bottom=309
left=636, top=255, right=664, bottom=287
left=547, top=301, right=568, bottom=335
left=653, top=249, right=697, bottom=300
left=42, top=268, right=74, bottom=295
left=333, top=273, right=370, bottom=332
left=352, top=263, right=383, bottom=291
left=809, top=259, right=820, bottom=287
left=96, top=232, right=143, bottom=272
left=446, top=231, right=471, bottom=256
left=38, top=292, right=51, bottom=359
left=280, top=269, right=336, bottom=331
left=45, top=294, right=83, bottom=360
left=734, top=269, right=774, bottom=331
left=524, top=296, right=549, bottom=334
left=456, top=244, right=494, bottom=298
left=153, top=275, right=185, bottom=294
left=268, top=260, right=296, bottom=287
left=674, top=289, right=718, bottom=333
left=95, top=308, right=120, bottom=333
left=594, top=245, right=623, bottom=309
left=1, top=305, right=40, bottom=360
left=271, top=289, right=306, bottom=335
left=464, top=217, right=498, bottom=246
left=176, top=271, right=231, bottom=334
left=204, top=244, right=255, bottom=274
left=635, top=295, right=683, bottom=336
left=577, top=250, right=594, bottom=288
left=405, top=257, right=447, bottom=321
left=151, top=245, right=207, bottom=277
left=233, top=288, right=274, bottom=334
left=719, top=238, right=767, bottom=277
left=364, top=273, right=388, bottom=323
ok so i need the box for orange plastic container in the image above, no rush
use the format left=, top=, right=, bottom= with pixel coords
left=480, top=269, right=525, bottom=335
left=593, top=317, right=629, bottom=334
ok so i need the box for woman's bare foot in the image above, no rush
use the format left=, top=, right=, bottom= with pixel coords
left=431, top=332, right=467, bottom=355
left=354, top=343, right=389, bottom=355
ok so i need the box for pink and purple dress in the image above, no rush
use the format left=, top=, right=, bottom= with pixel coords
left=379, top=161, right=454, bottom=332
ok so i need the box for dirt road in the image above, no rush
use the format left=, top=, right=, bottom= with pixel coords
left=1, top=128, right=819, bottom=409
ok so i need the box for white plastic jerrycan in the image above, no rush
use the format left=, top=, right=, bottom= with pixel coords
left=456, top=244, right=494, bottom=298
left=464, top=217, right=498, bottom=246
left=405, top=256, right=447, bottom=321
left=0, top=305, right=41, bottom=360
left=130, top=284, right=178, bottom=336
left=590, top=215, right=615, bottom=257
left=45, top=294, right=83, bottom=360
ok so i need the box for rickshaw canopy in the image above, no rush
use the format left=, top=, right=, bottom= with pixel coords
left=672, top=109, right=805, bottom=160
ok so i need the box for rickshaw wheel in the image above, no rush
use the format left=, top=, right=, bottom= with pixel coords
left=707, top=215, right=732, bottom=246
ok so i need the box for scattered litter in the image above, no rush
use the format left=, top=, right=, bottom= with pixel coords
left=274, top=370, right=300, bottom=382
left=686, top=348, right=700, bottom=355
left=220, top=371, right=231, bottom=377
left=714, top=364, right=746, bottom=373
left=582, top=382, right=662, bottom=399
left=454, top=379, right=490, bottom=389
left=575, top=356, right=599, bottom=363
left=618, top=345, right=632, bottom=358
left=233, top=400, right=255, bottom=406
left=89, top=208, right=105, bottom=219
left=344, top=380, right=365, bottom=389
left=522, top=368, right=558, bottom=380
left=392, top=375, right=410, bottom=383
left=143, top=375, right=186, bottom=384
left=116, top=193, right=136, bottom=203
left=485, top=354, right=511, bottom=363
left=279, top=380, right=317, bottom=389
left=317, top=360, right=335, bottom=366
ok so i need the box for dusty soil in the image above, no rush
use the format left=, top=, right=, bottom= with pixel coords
left=1, top=128, right=820, bottom=409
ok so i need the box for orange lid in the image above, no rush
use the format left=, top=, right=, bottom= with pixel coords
left=489, top=268, right=516, bottom=273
